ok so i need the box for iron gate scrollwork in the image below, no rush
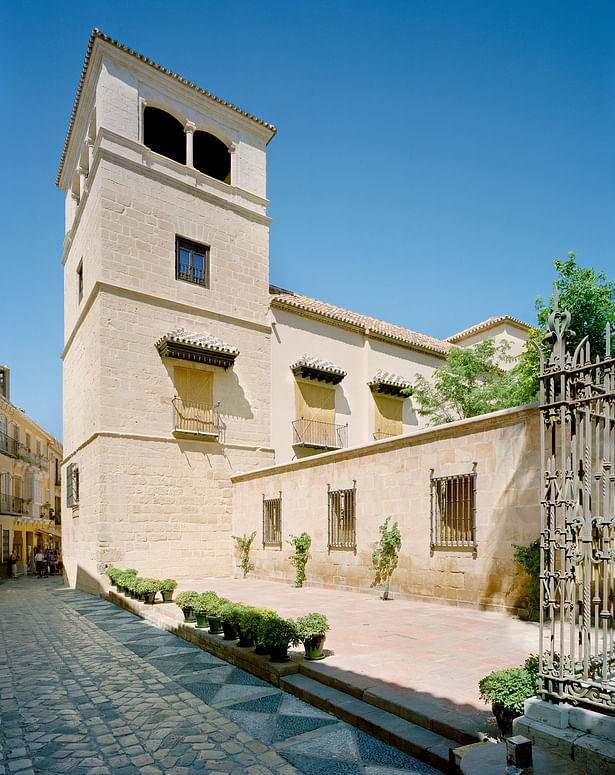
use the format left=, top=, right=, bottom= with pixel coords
left=537, top=288, right=615, bottom=712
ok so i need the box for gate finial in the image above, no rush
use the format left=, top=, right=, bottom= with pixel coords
left=543, top=283, right=575, bottom=367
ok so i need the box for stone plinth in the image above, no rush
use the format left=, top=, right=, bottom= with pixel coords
left=514, top=697, right=615, bottom=774
left=458, top=741, right=584, bottom=774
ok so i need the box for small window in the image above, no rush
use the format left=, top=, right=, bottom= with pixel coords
left=77, top=260, right=83, bottom=303
left=176, top=237, right=209, bottom=287
left=430, top=465, right=477, bottom=551
left=328, top=482, right=356, bottom=549
left=263, top=493, right=282, bottom=546
left=67, top=463, right=80, bottom=508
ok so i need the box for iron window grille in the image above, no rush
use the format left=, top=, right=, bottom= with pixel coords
left=263, top=493, right=282, bottom=546
left=430, top=464, right=477, bottom=552
left=328, top=482, right=356, bottom=549
left=176, top=236, right=209, bottom=287
left=66, top=463, right=80, bottom=508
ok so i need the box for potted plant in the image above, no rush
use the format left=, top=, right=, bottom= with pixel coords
left=478, top=656, right=539, bottom=737
left=234, top=605, right=258, bottom=647
left=175, top=590, right=200, bottom=623
left=125, top=574, right=139, bottom=598
left=193, top=591, right=217, bottom=628
left=105, top=567, right=120, bottom=587
left=159, top=578, right=177, bottom=603
left=218, top=600, right=243, bottom=640
left=257, top=615, right=300, bottom=662
left=244, top=607, right=278, bottom=653
left=207, top=596, right=231, bottom=635
left=295, top=612, right=329, bottom=660
left=136, top=577, right=160, bottom=605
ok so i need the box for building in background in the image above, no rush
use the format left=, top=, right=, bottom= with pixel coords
left=57, top=31, right=534, bottom=609
left=0, top=366, right=62, bottom=577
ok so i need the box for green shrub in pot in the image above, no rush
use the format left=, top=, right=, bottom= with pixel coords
left=257, top=615, right=300, bottom=662
left=478, top=656, right=540, bottom=737
left=295, top=612, right=329, bottom=660
left=159, top=579, right=177, bottom=602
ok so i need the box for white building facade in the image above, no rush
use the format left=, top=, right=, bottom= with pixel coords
left=58, top=31, right=532, bottom=602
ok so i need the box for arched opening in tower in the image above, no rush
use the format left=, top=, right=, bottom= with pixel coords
left=143, top=107, right=186, bottom=165
left=193, top=131, right=231, bottom=183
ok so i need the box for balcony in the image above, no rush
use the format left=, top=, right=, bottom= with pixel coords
left=0, top=493, right=26, bottom=515
left=373, top=430, right=395, bottom=441
left=172, top=397, right=222, bottom=440
left=292, top=418, right=348, bottom=450
left=0, top=430, right=19, bottom=458
left=0, top=432, right=48, bottom=469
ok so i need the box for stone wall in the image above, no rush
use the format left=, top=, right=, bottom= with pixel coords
left=232, top=404, right=540, bottom=612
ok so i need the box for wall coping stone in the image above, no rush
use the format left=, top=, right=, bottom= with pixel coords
left=231, top=403, right=540, bottom=483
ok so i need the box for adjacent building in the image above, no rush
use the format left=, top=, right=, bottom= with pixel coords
left=0, top=366, right=62, bottom=576
left=58, top=30, right=536, bottom=610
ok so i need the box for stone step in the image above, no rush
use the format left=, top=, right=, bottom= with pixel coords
left=280, top=672, right=457, bottom=773
left=299, top=659, right=492, bottom=746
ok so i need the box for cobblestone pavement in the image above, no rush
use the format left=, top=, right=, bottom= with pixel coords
left=0, top=577, right=443, bottom=775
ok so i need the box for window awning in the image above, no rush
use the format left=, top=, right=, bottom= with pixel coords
left=156, top=328, right=239, bottom=369
left=291, top=355, right=346, bottom=384
left=368, top=370, right=412, bottom=396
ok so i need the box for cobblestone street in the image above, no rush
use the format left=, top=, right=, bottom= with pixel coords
left=0, top=577, right=442, bottom=775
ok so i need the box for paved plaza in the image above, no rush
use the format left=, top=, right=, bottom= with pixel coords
left=0, top=577, right=443, bottom=775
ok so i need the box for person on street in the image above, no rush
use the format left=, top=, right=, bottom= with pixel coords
left=9, top=549, right=17, bottom=579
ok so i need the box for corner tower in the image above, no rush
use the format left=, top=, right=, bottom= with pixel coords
left=57, top=30, right=276, bottom=590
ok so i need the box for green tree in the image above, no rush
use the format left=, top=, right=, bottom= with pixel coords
left=535, top=252, right=615, bottom=358
left=411, top=338, right=535, bottom=425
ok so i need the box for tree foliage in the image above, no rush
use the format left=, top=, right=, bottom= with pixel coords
left=413, top=254, right=615, bottom=425
left=288, top=532, right=311, bottom=588
left=535, top=253, right=615, bottom=358
left=412, top=339, right=536, bottom=425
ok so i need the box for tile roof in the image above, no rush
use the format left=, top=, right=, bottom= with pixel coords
left=57, top=29, right=277, bottom=187
left=368, top=370, right=412, bottom=390
left=156, top=328, right=239, bottom=356
left=290, top=356, right=347, bottom=378
left=447, top=315, right=532, bottom=343
left=270, top=286, right=451, bottom=356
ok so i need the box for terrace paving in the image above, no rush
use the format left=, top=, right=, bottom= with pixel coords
left=0, top=576, right=444, bottom=775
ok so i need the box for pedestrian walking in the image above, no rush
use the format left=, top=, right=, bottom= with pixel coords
left=8, top=549, right=17, bottom=578
left=35, top=548, right=45, bottom=577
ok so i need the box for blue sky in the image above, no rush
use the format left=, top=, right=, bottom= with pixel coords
left=1, top=1, right=614, bottom=441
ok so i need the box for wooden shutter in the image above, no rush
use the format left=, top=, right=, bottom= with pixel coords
left=174, top=367, right=213, bottom=405
left=66, top=463, right=73, bottom=507
left=294, top=382, right=335, bottom=423
left=374, top=395, right=403, bottom=437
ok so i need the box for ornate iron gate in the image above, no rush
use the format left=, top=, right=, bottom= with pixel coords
left=537, top=290, right=615, bottom=712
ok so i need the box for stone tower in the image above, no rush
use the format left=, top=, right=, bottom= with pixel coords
left=57, top=30, right=276, bottom=590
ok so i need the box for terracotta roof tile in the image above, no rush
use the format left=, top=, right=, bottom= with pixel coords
left=156, top=328, right=239, bottom=356
left=447, top=315, right=532, bottom=342
left=270, top=287, right=450, bottom=356
left=290, top=355, right=347, bottom=377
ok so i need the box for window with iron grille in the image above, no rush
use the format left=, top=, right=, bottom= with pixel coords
left=328, top=482, right=356, bottom=549
left=262, top=493, right=282, bottom=546
left=176, top=236, right=209, bottom=287
left=430, top=464, right=477, bottom=551
left=66, top=463, right=80, bottom=508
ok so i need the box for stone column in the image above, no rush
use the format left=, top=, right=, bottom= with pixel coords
left=185, top=121, right=196, bottom=167
left=87, top=139, right=95, bottom=172
left=79, top=167, right=88, bottom=197
left=229, top=142, right=237, bottom=185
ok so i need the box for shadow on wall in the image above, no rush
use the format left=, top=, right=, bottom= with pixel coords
left=74, top=563, right=107, bottom=597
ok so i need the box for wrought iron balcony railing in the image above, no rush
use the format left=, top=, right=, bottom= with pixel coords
left=172, top=397, right=222, bottom=438
left=373, top=430, right=395, bottom=441
left=292, top=418, right=348, bottom=450
left=0, top=432, right=48, bottom=469
left=0, top=430, right=19, bottom=458
left=0, top=492, right=26, bottom=515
